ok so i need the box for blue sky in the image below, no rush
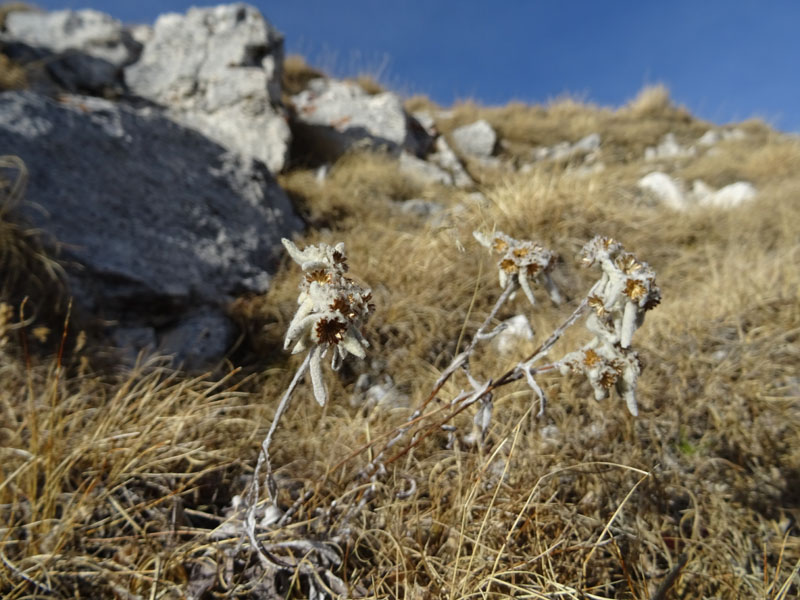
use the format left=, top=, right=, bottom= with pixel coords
left=33, top=1, right=800, bottom=132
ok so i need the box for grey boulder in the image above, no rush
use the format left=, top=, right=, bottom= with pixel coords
left=427, top=137, right=473, bottom=187
left=125, top=3, right=290, bottom=173
left=0, top=91, right=302, bottom=365
left=398, top=152, right=453, bottom=186
left=1, top=8, right=141, bottom=92
left=450, top=119, right=497, bottom=158
left=291, top=78, right=432, bottom=162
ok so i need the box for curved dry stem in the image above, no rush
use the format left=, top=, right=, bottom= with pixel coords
left=244, top=351, right=311, bottom=563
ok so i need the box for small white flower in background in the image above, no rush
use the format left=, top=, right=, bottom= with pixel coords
left=473, top=230, right=562, bottom=305
left=559, top=236, right=660, bottom=416
left=282, top=238, right=374, bottom=406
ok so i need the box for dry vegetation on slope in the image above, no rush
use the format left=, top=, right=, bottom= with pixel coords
left=1, top=81, right=799, bottom=599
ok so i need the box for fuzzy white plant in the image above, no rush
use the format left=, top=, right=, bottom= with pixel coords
left=558, top=236, right=661, bottom=415
left=473, top=230, right=563, bottom=305
left=468, top=231, right=660, bottom=426
left=241, top=231, right=660, bottom=582
left=244, top=238, right=373, bottom=570
left=282, top=238, right=374, bottom=406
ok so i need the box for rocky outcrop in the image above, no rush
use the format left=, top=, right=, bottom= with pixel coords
left=125, top=3, right=290, bottom=173
left=638, top=172, right=687, bottom=210
left=638, top=171, right=757, bottom=210
left=0, top=91, right=302, bottom=366
left=450, top=119, right=497, bottom=158
left=290, top=78, right=432, bottom=162
left=696, top=128, right=745, bottom=147
left=428, top=137, right=473, bottom=187
left=691, top=180, right=757, bottom=208
left=533, top=133, right=601, bottom=162
left=398, top=152, right=453, bottom=186
left=1, top=8, right=141, bottom=93
left=644, top=133, right=696, bottom=161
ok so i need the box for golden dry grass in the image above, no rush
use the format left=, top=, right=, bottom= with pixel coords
left=1, top=4, right=37, bottom=92
left=419, top=86, right=708, bottom=173
left=282, top=54, right=326, bottom=97
left=0, top=54, right=27, bottom=91
left=2, top=89, right=799, bottom=599
left=623, top=84, right=673, bottom=118
left=0, top=156, right=65, bottom=327
left=283, top=53, right=385, bottom=101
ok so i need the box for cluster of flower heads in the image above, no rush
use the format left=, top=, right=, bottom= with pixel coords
left=473, top=230, right=563, bottom=305
left=559, top=236, right=661, bottom=416
left=282, top=238, right=374, bottom=406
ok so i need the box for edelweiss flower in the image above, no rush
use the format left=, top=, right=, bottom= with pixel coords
left=559, top=343, right=642, bottom=416
left=473, top=231, right=562, bottom=305
left=580, top=236, right=660, bottom=348
left=556, top=236, right=660, bottom=416
left=282, top=239, right=374, bottom=405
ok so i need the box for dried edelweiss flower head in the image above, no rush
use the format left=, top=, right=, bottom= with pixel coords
left=559, top=344, right=642, bottom=416
left=557, top=236, right=660, bottom=416
left=282, top=238, right=375, bottom=406
left=580, top=235, right=661, bottom=348
left=473, top=230, right=562, bottom=305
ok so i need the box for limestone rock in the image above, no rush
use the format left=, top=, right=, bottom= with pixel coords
left=492, top=315, right=534, bottom=355
left=450, top=119, right=496, bottom=158
left=411, top=111, right=438, bottom=137
left=695, top=181, right=757, bottom=208
left=428, top=137, right=473, bottom=187
left=396, top=198, right=446, bottom=218
left=351, top=373, right=408, bottom=410
left=697, top=128, right=747, bottom=147
left=644, top=133, right=696, bottom=161
left=531, top=133, right=601, bottom=163
left=0, top=91, right=302, bottom=364
left=639, top=171, right=757, bottom=211
left=572, top=132, right=601, bottom=154
left=696, top=130, right=722, bottom=147
left=158, top=309, right=237, bottom=369
left=398, top=152, right=453, bottom=186
left=638, top=171, right=687, bottom=210
left=2, top=8, right=141, bottom=92
left=291, top=78, right=431, bottom=162
left=125, top=3, right=290, bottom=173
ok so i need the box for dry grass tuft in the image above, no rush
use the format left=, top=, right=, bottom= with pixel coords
left=282, top=53, right=325, bottom=97
left=0, top=156, right=65, bottom=324
left=282, top=54, right=385, bottom=98
left=350, top=74, right=384, bottom=95
left=1, top=4, right=38, bottom=92
left=0, top=54, right=26, bottom=91
left=404, top=94, right=441, bottom=114
left=623, top=83, right=673, bottom=118
left=2, top=84, right=799, bottom=599
left=683, top=135, right=800, bottom=187
left=278, top=151, right=431, bottom=228
left=429, top=91, right=707, bottom=169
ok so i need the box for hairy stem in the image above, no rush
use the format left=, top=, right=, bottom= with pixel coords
left=244, top=351, right=311, bottom=558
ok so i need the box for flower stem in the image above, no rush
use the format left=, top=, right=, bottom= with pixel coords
left=244, top=352, right=312, bottom=555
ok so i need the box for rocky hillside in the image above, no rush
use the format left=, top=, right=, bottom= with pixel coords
left=0, top=3, right=779, bottom=367
left=1, top=4, right=798, bottom=599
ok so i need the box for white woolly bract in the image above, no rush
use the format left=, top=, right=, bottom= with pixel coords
left=282, top=239, right=374, bottom=406
left=473, top=230, right=561, bottom=305
left=309, top=346, right=327, bottom=406
left=557, top=236, right=659, bottom=415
